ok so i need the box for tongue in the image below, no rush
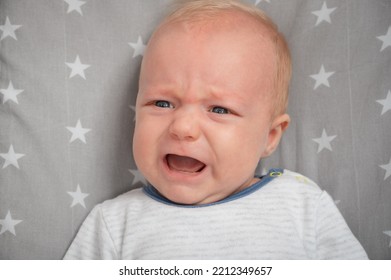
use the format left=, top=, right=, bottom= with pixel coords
left=167, top=154, right=205, bottom=173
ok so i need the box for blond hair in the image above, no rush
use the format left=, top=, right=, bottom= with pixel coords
left=155, top=0, right=291, bottom=116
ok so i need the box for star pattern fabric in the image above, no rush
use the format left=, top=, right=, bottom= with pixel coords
left=0, top=17, right=22, bottom=41
left=64, top=0, right=86, bottom=15
left=311, top=2, right=337, bottom=26
left=312, top=129, right=337, bottom=153
left=0, top=211, right=22, bottom=236
left=0, top=145, right=25, bottom=169
left=310, top=64, right=335, bottom=90
left=129, top=169, right=147, bottom=186
left=0, top=0, right=390, bottom=260
left=66, top=119, right=91, bottom=143
left=384, top=231, right=391, bottom=247
left=68, top=185, right=89, bottom=208
left=377, top=26, right=391, bottom=52
left=0, top=81, right=24, bottom=104
left=255, top=0, right=270, bottom=5
left=65, top=55, right=91, bottom=79
left=129, top=36, right=147, bottom=58
left=379, top=158, right=391, bottom=181
left=129, top=105, right=136, bottom=122
left=376, top=90, right=391, bottom=115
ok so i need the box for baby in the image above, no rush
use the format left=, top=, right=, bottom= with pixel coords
left=64, top=0, right=368, bottom=259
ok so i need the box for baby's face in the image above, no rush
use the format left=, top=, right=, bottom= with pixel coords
left=133, top=16, right=288, bottom=204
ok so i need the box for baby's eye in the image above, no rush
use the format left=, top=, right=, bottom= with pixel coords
left=154, top=100, right=173, bottom=108
left=211, top=106, right=230, bottom=114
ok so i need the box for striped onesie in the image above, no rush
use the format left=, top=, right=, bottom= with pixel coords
left=64, top=169, right=368, bottom=259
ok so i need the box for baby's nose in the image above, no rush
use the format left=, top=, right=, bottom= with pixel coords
left=168, top=108, right=201, bottom=141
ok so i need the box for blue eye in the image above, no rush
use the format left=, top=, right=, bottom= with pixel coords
left=211, top=106, right=230, bottom=114
left=155, top=100, right=172, bottom=108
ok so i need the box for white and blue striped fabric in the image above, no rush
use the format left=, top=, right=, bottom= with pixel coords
left=64, top=170, right=368, bottom=259
left=0, top=0, right=390, bottom=259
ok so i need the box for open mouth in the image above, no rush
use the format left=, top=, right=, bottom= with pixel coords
left=165, top=154, right=206, bottom=174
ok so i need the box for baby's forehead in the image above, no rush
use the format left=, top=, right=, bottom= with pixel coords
left=142, top=5, right=288, bottom=117
left=157, top=8, right=275, bottom=42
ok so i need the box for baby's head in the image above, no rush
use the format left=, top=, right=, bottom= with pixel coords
left=133, top=0, right=291, bottom=205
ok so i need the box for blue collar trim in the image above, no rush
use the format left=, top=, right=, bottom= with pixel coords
left=142, top=168, right=284, bottom=208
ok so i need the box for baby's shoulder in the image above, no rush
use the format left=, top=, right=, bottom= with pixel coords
left=96, top=187, right=148, bottom=218
left=279, top=169, right=320, bottom=187
left=264, top=169, right=324, bottom=198
left=255, top=169, right=330, bottom=215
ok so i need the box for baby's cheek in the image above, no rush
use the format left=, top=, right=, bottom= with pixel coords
left=133, top=131, right=150, bottom=167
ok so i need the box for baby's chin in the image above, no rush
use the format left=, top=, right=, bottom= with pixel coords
left=155, top=184, right=221, bottom=206
left=148, top=171, right=261, bottom=206
left=161, top=189, right=207, bottom=205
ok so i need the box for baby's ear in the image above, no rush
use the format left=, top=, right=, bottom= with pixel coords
left=262, top=114, right=290, bottom=158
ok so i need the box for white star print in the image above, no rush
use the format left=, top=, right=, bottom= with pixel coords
left=384, top=231, right=391, bottom=247
left=129, top=104, right=136, bottom=122
left=312, top=129, right=337, bottom=153
left=310, top=64, right=335, bottom=90
left=128, top=36, right=147, bottom=58
left=311, top=2, right=337, bottom=26
left=379, top=158, right=391, bottom=181
left=0, top=17, right=22, bottom=41
left=66, top=119, right=91, bottom=143
left=65, top=55, right=90, bottom=79
left=377, top=26, right=391, bottom=52
left=0, top=211, right=22, bottom=236
left=376, top=90, right=391, bottom=115
left=64, top=0, right=86, bottom=15
left=325, top=193, right=341, bottom=205
left=0, top=81, right=24, bottom=104
left=129, top=169, right=147, bottom=186
left=0, top=145, right=25, bottom=169
left=68, top=184, right=89, bottom=208
left=255, top=0, right=270, bottom=5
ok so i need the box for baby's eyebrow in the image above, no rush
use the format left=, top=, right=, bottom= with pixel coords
left=208, top=88, right=246, bottom=104
left=210, top=89, right=233, bottom=99
left=141, top=84, right=177, bottom=96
